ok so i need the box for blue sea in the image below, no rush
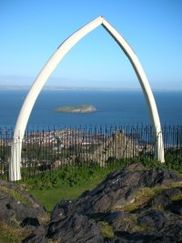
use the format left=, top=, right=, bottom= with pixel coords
left=0, top=90, right=181, bottom=128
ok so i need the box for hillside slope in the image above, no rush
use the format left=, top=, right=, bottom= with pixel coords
left=24, top=163, right=182, bottom=243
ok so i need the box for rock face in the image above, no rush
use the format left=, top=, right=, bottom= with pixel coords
left=24, top=163, right=182, bottom=242
left=0, top=180, right=48, bottom=241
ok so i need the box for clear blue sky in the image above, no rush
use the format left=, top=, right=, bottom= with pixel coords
left=0, top=0, right=182, bottom=90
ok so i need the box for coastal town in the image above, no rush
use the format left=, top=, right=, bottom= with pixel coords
left=0, top=127, right=154, bottom=174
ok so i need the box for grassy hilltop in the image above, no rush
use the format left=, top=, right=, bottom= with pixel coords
left=0, top=158, right=182, bottom=242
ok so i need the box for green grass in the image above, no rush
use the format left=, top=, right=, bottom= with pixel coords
left=23, top=160, right=131, bottom=211
left=29, top=173, right=109, bottom=212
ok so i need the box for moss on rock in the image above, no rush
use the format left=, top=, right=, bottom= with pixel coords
left=98, top=221, right=114, bottom=239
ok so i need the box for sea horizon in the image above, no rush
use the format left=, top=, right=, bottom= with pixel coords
left=0, top=84, right=182, bottom=92
left=0, top=89, right=181, bottom=128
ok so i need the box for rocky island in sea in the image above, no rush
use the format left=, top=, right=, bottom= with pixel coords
left=55, top=104, right=96, bottom=113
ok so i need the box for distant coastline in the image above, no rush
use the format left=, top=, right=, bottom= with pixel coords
left=0, top=85, right=182, bottom=92
left=55, top=105, right=97, bottom=113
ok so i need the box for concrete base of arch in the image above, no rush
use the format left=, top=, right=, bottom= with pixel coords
left=10, top=16, right=165, bottom=181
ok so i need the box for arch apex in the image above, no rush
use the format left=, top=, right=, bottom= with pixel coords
left=99, top=15, right=105, bottom=20
left=93, top=16, right=104, bottom=24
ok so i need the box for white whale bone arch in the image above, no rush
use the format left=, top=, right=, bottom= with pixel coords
left=10, top=16, right=165, bottom=181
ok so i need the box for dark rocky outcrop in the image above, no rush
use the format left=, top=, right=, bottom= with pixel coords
left=23, top=163, right=182, bottom=242
left=24, top=164, right=182, bottom=243
left=0, top=179, right=49, bottom=241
